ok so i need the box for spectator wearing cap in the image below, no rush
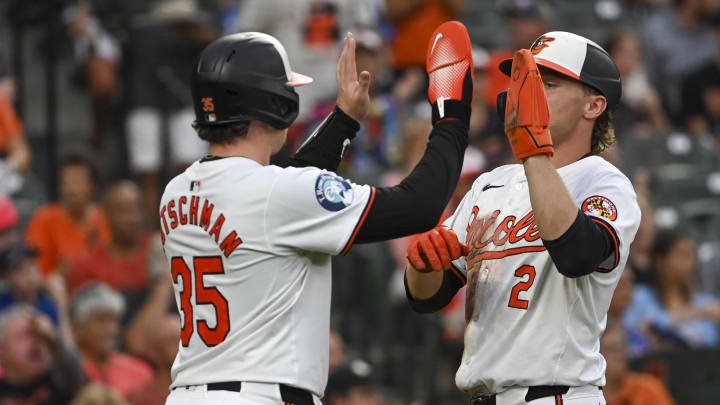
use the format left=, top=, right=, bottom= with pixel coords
left=485, top=0, right=549, bottom=110
left=0, top=196, right=19, bottom=250
left=0, top=242, right=59, bottom=325
left=67, top=181, right=166, bottom=325
left=681, top=11, right=720, bottom=137
left=325, top=361, right=382, bottom=405
left=26, top=152, right=112, bottom=276
left=0, top=304, right=85, bottom=404
left=71, top=282, right=153, bottom=399
left=0, top=54, right=30, bottom=176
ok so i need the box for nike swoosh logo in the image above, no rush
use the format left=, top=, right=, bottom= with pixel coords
left=431, top=33, right=443, bottom=54
left=482, top=184, right=504, bottom=192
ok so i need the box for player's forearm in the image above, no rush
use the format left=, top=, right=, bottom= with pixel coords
left=523, top=155, right=578, bottom=240
left=405, top=264, right=444, bottom=299
left=354, top=119, right=468, bottom=242
left=281, top=106, right=359, bottom=171
left=405, top=265, right=465, bottom=313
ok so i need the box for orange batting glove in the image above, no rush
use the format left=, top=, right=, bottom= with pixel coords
left=504, top=49, right=553, bottom=159
left=426, top=21, right=473, bottom=125
left=407, top=226, right=470, bottom=272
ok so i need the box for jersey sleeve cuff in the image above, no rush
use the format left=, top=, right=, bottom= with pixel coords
left=339, top=186, right=376, bottom=256
left=404, top=265, right=465, bottom=314
left=590, top=216, right=620, bottom=272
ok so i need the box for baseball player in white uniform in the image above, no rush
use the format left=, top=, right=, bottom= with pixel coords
left=404, top=32, right=641, bottom=405
left=162, top=23, right=475, bottom=405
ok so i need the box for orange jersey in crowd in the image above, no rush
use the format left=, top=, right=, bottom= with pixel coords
left=390, top=0, right=454, bottom=69
left=609, top=373, right=675, bottom=405
left=26, top=204, right=112, bottom=275
left=67, top=234, right=152, bottom=293
left=83, top=352, right=154, bottom=398
left=0, top=94, right=23, bottom=153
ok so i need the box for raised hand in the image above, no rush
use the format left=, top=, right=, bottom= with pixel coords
left=336, top=32, right=371, bottom=122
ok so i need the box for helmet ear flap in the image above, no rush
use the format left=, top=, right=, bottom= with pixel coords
left=496, top=90, right=508, bottom=123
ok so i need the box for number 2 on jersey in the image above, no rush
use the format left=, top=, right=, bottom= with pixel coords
left=508, top=265, right=536, bottom=309
left=171, top=256, right=230, bottom=346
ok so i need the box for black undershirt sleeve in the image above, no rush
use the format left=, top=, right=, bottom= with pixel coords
left=542, top=209, right=617, bottom=278
left=403, top=267, right=465, bottom=313
left=279, top=106, right=360, bottom=172
left=354, top=119, right=468, bottom=243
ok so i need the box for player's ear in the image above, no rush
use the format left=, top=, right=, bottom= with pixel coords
left=583, top=94, right=606, bottom=121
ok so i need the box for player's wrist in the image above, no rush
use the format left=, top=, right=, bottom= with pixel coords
left=334, top=103, right=355, bottom=122
left=332, top=105, right=361, bottom=130
left=410, top=263, right=436, bottom=274
left=522, top=153, right=552, bottom=166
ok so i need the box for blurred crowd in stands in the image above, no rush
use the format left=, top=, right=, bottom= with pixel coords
left=0, top=0, right=719, bottom=404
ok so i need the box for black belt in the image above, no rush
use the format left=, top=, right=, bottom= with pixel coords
left=470, top=386, right=570, bottom=405
left=174, top=381, right=314, bottom=405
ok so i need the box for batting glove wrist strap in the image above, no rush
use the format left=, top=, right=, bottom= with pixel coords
left=431, top=99, right=471, bottom=125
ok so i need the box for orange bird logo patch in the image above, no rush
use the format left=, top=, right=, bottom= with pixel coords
left=530, top=36, right=555, bottom=55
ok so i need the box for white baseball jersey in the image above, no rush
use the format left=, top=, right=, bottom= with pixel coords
left=442, top=156, right=640, bottom=396
left=158, top=157, right=375, bottom=397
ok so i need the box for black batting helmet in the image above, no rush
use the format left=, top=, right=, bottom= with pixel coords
left=499, top=31, right=621, bottom=110
left=192, top=32, right=313, bottom=130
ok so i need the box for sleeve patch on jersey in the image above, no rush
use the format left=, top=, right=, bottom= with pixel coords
left=581, top=195, right=617, bottom=221
left=315, top=173, right=354, bottom=211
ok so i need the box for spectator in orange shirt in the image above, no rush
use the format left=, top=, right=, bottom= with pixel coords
left=26, top=152, right=111, bottom=275
left=601, top=324, right=675, bottom=405
left=386, top=0, right=467, bottom=70
left=0, top=58, right=30, bottom=175
left=71, top=282, right=153, bottom=399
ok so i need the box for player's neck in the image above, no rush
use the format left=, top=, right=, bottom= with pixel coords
left=62, top=201, right=91, bottom=223
left=208, top=123, right=282, bottom=166
left=208, top=137, right=273, bottom=166
left=549, top=130, right=592, bottom=169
